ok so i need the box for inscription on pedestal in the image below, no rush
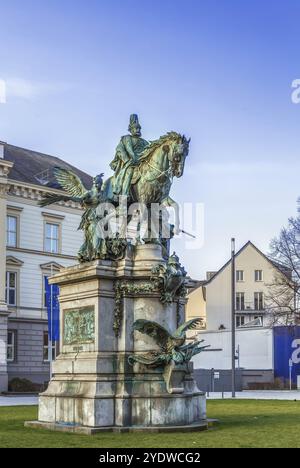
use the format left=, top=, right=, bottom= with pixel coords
left=63, top=306, right=95, bottom=345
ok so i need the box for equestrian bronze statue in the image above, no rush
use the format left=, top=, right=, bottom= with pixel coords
left=39, top=114, right=190, bottom=262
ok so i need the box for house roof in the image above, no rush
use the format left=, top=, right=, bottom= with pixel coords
left=187, top=279, right=206, bottom=294
left=3, top=143, right=93, bottom=190
left=204, top=240, right=292, bottom=285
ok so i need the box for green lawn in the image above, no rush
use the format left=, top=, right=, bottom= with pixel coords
left=0, top=400, right=299, bottom=448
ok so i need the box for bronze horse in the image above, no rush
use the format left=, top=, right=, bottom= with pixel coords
left=102, top=132, right=190, bottom=235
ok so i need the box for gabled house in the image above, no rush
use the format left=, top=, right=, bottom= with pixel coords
left=188, top=241, right=295, bottom=390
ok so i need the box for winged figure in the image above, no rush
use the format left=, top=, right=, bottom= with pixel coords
left=39, top=167, right=104, bottom=208
left=128, top=317, right=209, bottom=368
left=39, top=167, right=115, bottom=261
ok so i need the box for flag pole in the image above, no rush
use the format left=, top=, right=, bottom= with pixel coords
left=231, top=238, right=236, bottom=398
left=48, top=263, right=53, bottom=380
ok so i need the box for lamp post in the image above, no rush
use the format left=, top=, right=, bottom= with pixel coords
left=231, top=238, right=236, bottom=398
left=48, top=263, right=53, bottom=380
left=289, top=358, right=293, bottom=391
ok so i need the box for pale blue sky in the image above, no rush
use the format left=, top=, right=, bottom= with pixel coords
left=1, top=0, right=300, bottom=278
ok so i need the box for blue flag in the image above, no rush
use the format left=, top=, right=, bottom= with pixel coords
left=45, top=277, right=60, bottom=342
left=274, top=326, right=300, bottom=384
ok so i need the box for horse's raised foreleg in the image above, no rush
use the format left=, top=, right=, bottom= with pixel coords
left=143, top=206, right=161, bottom=244
left=161, top=196, right=180, bottom=234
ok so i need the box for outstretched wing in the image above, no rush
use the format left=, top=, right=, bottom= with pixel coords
left=179, top=340, right=210, bottom=361
left=133, top=319, right=171, bottom=348
left=38, top=193, right=74, bottom=207
left=179, top=339, right=209, bottom=352
left=173, top=318, right=202, bottom=338
left=53, top=167, right=87, bottom=197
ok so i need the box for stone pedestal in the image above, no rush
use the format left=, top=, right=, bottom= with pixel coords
left=26, top=245, right=206, bottom=433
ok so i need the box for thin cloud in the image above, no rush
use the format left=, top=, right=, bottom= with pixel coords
left=186, top=161, right=299, bottom=176
left=5, top=78, right=74, bottom=100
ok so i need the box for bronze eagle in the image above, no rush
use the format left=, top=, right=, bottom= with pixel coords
left=128, top=317, right=209, bottom=367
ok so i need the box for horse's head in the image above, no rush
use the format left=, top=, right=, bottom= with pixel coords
left=168, top=134, right=190, bottom=178
left=139, top=132, right=190, bottom=180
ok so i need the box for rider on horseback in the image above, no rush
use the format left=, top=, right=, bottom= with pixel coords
left=110, top=114, right=148, bottom=198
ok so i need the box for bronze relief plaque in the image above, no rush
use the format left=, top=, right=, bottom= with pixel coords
left=63, top=306, right=95, bottom=345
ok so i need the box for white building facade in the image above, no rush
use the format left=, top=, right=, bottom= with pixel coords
left=192, top=241, right=291, bottom=388
left=0, top=141, right=92, bottom=392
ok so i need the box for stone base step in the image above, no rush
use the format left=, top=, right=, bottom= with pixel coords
left=24, top=419, right=216, bottom=435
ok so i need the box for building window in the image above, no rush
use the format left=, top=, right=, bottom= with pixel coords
left=236, top=315, right=245, bottom=327
left=254, top=315, right=263, bottom=326
left=6, top=215, right=17, bottom=247
left=254, top=292, right=264, bottom=310
left=43, top=332, right=57, bottom=361
left=255, top=270, right=263, bottom=281
left=5, top=271, right=17, bottom=306
left=44, top=223, right=59, bottom=253
left=7, top=330, right=17, bottom=362
left=236, top=270, right=244, bottom=282
left=236, top=292, right=245, bottom=311
left=43, top=275, right=49, bottom=308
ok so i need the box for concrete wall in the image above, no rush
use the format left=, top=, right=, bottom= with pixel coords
left=0, top=315, right=8, bottom=391
left=194, top=367, right=274, bottom=391
left=193, top=327, right=274, bottom=370
left=7, top=319, right=50, bottom=385
left=241, top=369, right=274, bottom=389
left=192, top=327, right=274, bottom=389
left=194, top=368, right=244, bottom=392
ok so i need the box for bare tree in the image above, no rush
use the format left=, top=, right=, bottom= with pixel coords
left=267, top=213, right=300, bottom=325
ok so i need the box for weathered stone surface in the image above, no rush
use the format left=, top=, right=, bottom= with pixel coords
left=31, top=244, right=207, bottom=431
left=25, top=419, right=210, bottom=434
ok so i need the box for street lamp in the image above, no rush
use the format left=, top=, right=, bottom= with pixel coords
left=231, top=238, right=236, bottom=397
